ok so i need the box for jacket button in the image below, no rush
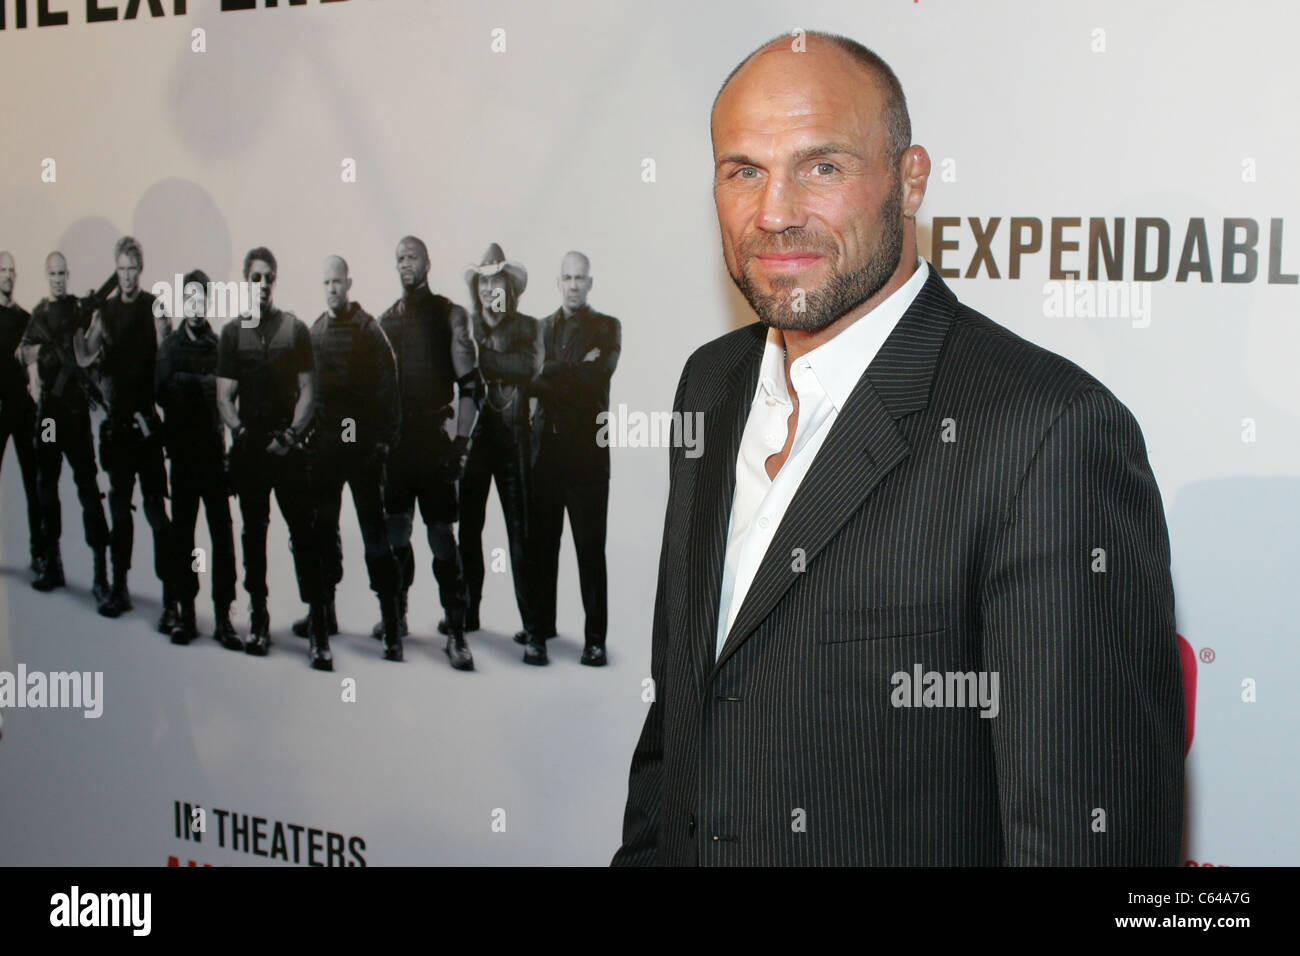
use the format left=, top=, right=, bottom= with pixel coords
left=687, top=814, right=696, bottom=837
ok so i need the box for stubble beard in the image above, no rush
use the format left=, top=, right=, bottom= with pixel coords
left=730, top=187, right=905, bottom=333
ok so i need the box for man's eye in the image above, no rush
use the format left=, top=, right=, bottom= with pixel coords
left=736, top=167, right=758, bottom=179
left=813, top=162, right=836, bottom=175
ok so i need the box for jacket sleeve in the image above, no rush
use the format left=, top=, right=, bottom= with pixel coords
left=20, top=305, right=51, bottom=351
left=370, top=322, right=401, bottom=449
left=154, top=337, right=176, bottom=409
left=529, top=318, right=559, bottom=401
left=611, top=354, right=691, bottom=867
left=978, top=386, right=1184, bottom=865
left=448, top=305, right=479, bottom=382
left=533, top=315, right=620, bottom=400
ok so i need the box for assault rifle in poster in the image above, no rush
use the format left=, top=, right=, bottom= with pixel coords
left=40, top=272, right=119, bottom=410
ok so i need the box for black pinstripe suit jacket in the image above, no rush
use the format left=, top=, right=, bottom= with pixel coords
left=612, top=265, right=1184, bottom=866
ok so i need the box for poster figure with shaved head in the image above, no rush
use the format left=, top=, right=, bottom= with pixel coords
left=80, top=236, right=178, bottom=630
left=0, top=251, right=48, bottom=579
left=217, top=246, right=331, bottom=669
left=298, top=255, right=404, bottom=661
left=613, top=31, right=1183, bottom=866
left=378, top=236, right=484, bottom=670
left=20, top=251, right=111, bottom=604
left=523, top=251, right=621, bottom=667
left=155, top=270, right=241, bottom=650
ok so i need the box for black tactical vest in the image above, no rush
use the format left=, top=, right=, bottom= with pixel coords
left=311, top=302, right=379, bottom=445
left=379, top=285, right=455, bottom=430
left=234, top=307, right=304, bottom=435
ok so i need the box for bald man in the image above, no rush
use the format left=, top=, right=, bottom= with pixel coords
left=0, top=252, right=47, bottom=579
left=613, top=31, right=1182, bottom=866
left=20, top=252, right=111, bottom=604
left=524, top=251, right=621, bottom=666
left=377, top=236, right=483, bottom=670
left=300, top=256, right=404, bottom=661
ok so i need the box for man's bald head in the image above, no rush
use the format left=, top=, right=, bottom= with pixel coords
left=709, top=31, right=929, bottom=336
left=562, top=250, right=590, bottom=274
left=323, top=254, right=352, bottom=313
left=45, top=252, right=68, bottom=297
left=397, top=236, right=428, bottom=260
left=712, top=31, right=911, bottom=173
left=0, top=251, right=14, bottom=300
left=395, top=236, right=430, bottom=290
left=558, top=250, right=593, bottom=313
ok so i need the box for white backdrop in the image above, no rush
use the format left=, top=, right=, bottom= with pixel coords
left=0, top=0, right=1296, bottom=865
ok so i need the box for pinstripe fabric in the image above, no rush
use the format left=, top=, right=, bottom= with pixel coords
left=611, top=267, right=1184, bottom=866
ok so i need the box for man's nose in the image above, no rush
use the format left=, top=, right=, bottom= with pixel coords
left=754, top=174, right=803, bottom=232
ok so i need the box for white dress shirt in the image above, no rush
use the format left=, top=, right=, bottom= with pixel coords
left=715, top=258, right=931, bottom=658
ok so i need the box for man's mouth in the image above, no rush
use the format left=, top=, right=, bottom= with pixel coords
left=753, top=252, right=823, bottom=272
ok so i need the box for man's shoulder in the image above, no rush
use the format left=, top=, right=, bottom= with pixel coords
left=683, top=322, right=765, bottom=374
left=944, top=301, right=1107, bottom=408
left=931, top=299, right=1149, bottom=451
left=278, top=310, right=314, bottom=343
left=280, top=309, right=307, bottom=329
left=379, top=293, right=452, bottom=324
left=123, top=292, right=157, bottom=323
left=586, top=307, right=621, bottom=331
left=446, top=303, right=472, bottom=338
left=357, top=309, right=389, bottom=343
left=533, top=310, right=557, bottom=344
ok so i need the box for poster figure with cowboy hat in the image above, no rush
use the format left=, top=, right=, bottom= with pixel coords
left=459, top=243, right=542, bottom=664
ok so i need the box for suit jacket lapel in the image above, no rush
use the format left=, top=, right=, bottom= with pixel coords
left=681, top=324, right=766, bottom=691
left=711, top=268, right=960, bottom=675
left=556, top=309, right=582, bottom=362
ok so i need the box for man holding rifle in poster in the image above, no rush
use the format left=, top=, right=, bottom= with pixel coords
left=20, top=252, right=112, bottom=607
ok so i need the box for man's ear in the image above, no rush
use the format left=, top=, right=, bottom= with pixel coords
left=899, top=146, right=931, bottom=219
